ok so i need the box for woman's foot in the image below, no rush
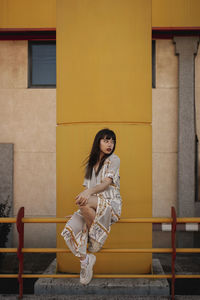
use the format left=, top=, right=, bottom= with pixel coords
left=80, top=253, right=96, bottom=285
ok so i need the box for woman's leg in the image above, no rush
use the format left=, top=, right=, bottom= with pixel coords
left=79, top=196, right=98, bottom=261
left=61, top=209, right=88, bottom=259
left=79, top=195, right=98, bottom=231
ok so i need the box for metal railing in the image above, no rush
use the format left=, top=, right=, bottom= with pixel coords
left=1, top=206, right=200, bottom=299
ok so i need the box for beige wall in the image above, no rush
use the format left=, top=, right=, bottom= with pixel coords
left=152, top=38, right=200, bottom=220
left=152, top=38, right=200, bottom=247
left=152, top=39, right=178, bottom=218
left=0, top=40, right=56, bottom=247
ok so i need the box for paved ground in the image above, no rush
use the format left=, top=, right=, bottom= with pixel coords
left=0, top=296, right=200, bottom=299
left=0, top=253, right=200, bottom=297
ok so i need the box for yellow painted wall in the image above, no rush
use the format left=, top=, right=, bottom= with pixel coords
left=56, top=0, right=151, bottom=123
left=57, top=124, right=152, bottom=274
left=152, top=0, right=200, bottom=27
left=0, top=0, right=56, bottom=28
left=1, top=0, right=200, bottom=30
left=56, top=0, right=152, bottom=274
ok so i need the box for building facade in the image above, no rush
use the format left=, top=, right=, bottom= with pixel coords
left=0, top=0, right=200, bottom=273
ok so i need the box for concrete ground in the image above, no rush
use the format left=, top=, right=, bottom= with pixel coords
left=0, top=296, right=200, bottom=299
left=0, top=253, right=200, bottom=297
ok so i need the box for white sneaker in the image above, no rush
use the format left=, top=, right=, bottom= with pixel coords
left=80, top=254, right=96, bottom=285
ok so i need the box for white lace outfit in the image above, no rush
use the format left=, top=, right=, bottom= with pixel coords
left=61, top=153, right=122, bottom=257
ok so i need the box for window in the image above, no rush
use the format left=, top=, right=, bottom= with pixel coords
left=28, top=41, right=56, bottom=88
left=152, top=40, right=156, bottom=88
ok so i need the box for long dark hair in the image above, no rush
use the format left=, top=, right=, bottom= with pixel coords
left=83, top=128, right=116, bottom=179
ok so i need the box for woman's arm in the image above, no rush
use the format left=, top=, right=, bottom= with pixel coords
left=90, top=177, right=112, bottom=195
left=75, top=177, right=112, bottom=206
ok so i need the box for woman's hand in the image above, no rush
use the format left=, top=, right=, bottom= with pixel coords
left=75, top=189, right=92, bottom=206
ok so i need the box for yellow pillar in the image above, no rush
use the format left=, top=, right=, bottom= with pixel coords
left=56, top=0, right=152, bottom=274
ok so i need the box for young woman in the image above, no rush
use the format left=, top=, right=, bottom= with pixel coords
left=61, top=128, right=122, bottom=285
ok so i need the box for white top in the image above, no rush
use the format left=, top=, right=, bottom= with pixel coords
left=83, top=153, right=122, bottom=201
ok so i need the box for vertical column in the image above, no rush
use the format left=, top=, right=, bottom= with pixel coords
left=0, top=144, right=14, bottom=247
left=173, top=36, right=199, bottom=246
left=56, top=0, right=152, bottom=273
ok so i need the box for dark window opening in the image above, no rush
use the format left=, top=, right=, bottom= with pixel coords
left=28, top=41, right=56, bottom=88
left=152, top=40, right=156, bottom=89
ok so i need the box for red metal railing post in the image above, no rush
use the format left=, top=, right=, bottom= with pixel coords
left=171, top=206, right=177, bottom=300
left=16, top=207, right=24, bottom=299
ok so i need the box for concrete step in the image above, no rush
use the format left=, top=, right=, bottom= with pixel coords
left=34, top=259, right=170, bottom=297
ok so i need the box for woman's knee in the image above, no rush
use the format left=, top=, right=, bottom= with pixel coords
left=79, top=204, right=90, bottom=212
left=87, top=196, right=98, bottom=210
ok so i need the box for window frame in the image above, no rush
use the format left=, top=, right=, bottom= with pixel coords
left=28, top=41, right=56, bottom=88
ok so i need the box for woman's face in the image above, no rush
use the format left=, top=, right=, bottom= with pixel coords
left=99, top=136, right=115, bottom=156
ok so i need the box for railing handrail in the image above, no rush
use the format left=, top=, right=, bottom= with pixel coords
left=1, top=206, right=200, bottom=300
left=1, top=216, right=200, bottom=223
left=1, top=247, right=200, bottom=253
